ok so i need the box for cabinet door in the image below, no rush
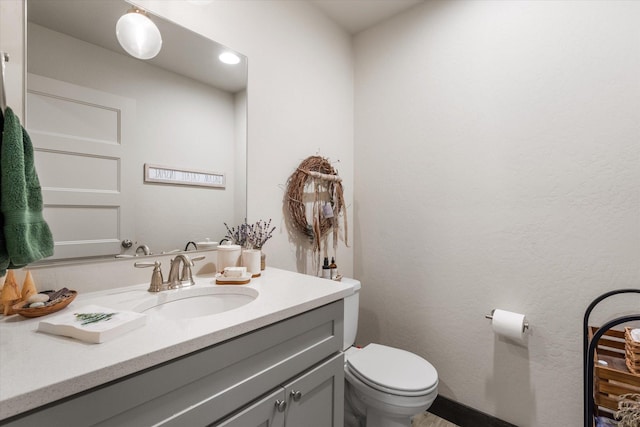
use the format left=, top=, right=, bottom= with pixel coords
left=214, top=388, right=285, bottom=427
left=284, top=353, right=344, bottom=427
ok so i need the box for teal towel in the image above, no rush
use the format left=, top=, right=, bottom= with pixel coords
left=0, top=107, right=54, bottom=275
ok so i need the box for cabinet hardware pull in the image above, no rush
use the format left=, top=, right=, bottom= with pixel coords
left=275, top=399, right=287, bottom=412
left=290, top=390, right=303, bottom=401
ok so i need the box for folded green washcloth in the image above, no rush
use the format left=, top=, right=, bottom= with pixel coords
left=0, top=107, right=54, bottom=275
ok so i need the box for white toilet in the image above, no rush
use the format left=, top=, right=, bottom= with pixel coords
left=342, top=278, right=438, bottom=427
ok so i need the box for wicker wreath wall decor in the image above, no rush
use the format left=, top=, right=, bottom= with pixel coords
left=285, top=156, right=348, bottom=254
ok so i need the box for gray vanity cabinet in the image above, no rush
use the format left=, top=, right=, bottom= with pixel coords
left=282, top=353, right=344, bottom=426
left=216, top=353, right=343, bottom=427
left=216, top=388, right=286, bottom=427
left=1, top=301, right=344, bottom=427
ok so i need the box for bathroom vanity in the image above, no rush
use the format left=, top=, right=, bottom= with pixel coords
left=0, top=268, right=351, bottom=426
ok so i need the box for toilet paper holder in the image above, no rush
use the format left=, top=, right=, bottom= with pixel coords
left=485, top=309, right=529, bottom=332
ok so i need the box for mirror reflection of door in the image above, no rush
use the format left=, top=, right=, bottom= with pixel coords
left=28, top=74, right=134, bottom=259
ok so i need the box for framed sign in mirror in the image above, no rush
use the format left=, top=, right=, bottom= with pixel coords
left=144, top=164, right=226, bottom=189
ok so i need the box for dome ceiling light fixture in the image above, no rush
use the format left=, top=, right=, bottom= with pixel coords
left=116, top=7, right=162, bottom=60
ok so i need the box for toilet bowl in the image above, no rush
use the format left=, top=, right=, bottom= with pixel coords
left=342, top=278, right=438, bottom=427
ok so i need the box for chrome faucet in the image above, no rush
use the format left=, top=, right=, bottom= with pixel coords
left=135, top=255, right=204, bottom=292
left=167, top=254, right=194, bottom=289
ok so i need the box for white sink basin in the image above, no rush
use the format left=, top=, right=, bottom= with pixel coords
left=133, top=286, right=258, bottom=320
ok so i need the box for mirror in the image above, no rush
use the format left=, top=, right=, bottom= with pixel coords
left=26, top=0, right=247, bottom=262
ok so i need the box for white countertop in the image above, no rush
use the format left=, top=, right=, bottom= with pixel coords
left=0, top=268, right=352, bottom=420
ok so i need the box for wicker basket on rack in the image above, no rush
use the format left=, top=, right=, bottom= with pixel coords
left=590, top=327, right=640, bottom=415
left=625, top=327, right=640, bottom=375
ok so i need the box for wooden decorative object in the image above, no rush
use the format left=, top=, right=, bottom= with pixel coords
left=1, top=271, right=21, bottom=315
left=285, top=156, right=348, bottom=252
left=21, top=271, right=38, bottom=301
left=589, top=326, right=640, bottom=415
left=13, top=291, right=77, bottom=318
left=214, top=273, right=251, bottom=285
left=215, top=278, right=251, bottom=285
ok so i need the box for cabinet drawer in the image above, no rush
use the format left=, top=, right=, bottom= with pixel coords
left=2, top=300, right=343, bottom=427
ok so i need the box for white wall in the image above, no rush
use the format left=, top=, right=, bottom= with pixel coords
left=354, top=1, right=640, bottom=426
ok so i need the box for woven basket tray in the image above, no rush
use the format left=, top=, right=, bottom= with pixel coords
left=12, top=291, right=77, bottom=318
left=625, top=327, right=640, bottom=374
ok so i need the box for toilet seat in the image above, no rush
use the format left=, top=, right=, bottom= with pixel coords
left=346, top=344, right=438, bottom=397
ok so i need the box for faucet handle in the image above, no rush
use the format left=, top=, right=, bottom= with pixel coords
left=134, top=261, right=156, bottom=267
left=135, top=261, right=164, bottom=292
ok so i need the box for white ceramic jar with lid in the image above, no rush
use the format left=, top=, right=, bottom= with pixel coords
left=216, top=243, right=241, bottom=273
left=196, top=238, right=219, bottom=250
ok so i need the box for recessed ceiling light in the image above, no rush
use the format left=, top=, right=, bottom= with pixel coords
left=219, top=52, right=241, bottom=65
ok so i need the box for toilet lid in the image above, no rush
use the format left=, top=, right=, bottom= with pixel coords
left=346, top=344, right=438, bottom=396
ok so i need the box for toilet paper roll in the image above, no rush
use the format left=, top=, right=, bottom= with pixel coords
left=492, top=309, right=527, bottom=342
left=242, top=249, right=261, bottom=277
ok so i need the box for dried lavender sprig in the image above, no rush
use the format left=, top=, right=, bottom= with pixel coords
left=74, top=312, right=116, bottom=325
left=225, top=219, right=275, bottom=249
left=224, top=220, right=252, bottom=246
left=249, top=219, right=275, bottom=248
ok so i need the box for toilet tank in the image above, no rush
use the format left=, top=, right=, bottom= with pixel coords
left=341, top=277, right=361, bottom=351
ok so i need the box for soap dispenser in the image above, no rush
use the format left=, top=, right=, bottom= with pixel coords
left=329, top=257, right=337, bottom=279
left=322, top=257, right=331, bottom=279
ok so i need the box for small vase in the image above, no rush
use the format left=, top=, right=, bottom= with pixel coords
left=259, top=249, right=266, bottom=270
left=241, top=249, right=261, bottom=277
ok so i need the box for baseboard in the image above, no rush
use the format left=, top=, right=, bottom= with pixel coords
left=428, top=395, right=518, bottom=427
